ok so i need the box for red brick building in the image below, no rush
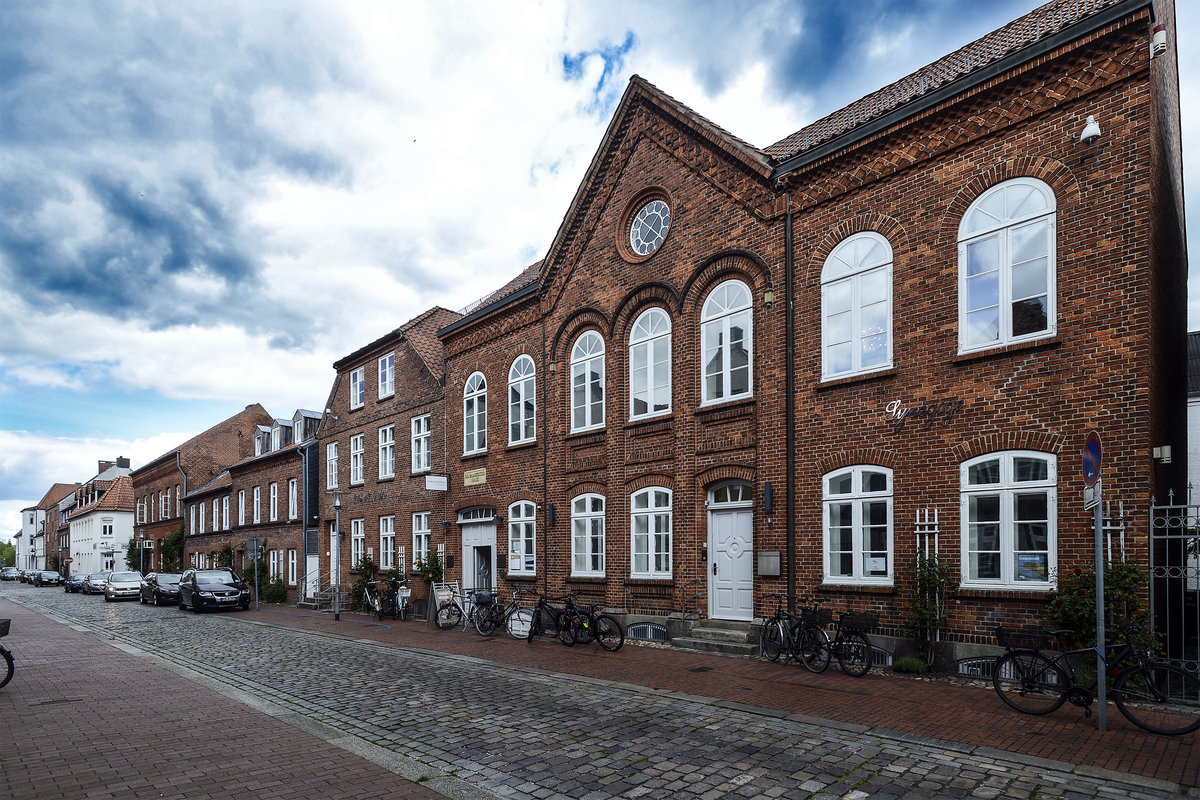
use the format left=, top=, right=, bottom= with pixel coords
left=418, top=0, right=1186, bottom=660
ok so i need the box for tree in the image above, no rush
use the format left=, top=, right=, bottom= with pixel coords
left=124, top=538, right=140, bottom=571
left=160, top=525, right=185, bottom=571
left=0, top=541, right=14, bottom=567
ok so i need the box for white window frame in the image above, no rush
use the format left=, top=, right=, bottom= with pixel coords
left=507, top=501, right=536, bottom=575
left=253, top=486, right=261, bottom=524
left=288, top=478, right=297, bottom=520
left=269, top=550, right=279, bottom=579
left=957, top=178, right=1057, bottom=354
left=412, top=512, right=430, bottom=569
left=351, top=518, right=365, bottom=566
left=701, top=279, right=753, bottom=405
left=822, top=466, right=893, bottom=585
left=508, top=355, right=536, bottom=445
left=212, top=498, right=219, bottom=531
left=571, top=493, right=606, bottom=577
left=327, top=442, right=338, bottom=489
left=378, top=352, right=395, bottom=399
left=269, top=482, right=278, bottom=522
left=631, top=487, right=672, bottom=578
left=238, top=490, right=245, bottom=526
left=411, top=414, right=431, bottom=473
left=350, top=366, right=365, bottom=410
left=287, top=549, right=297, bottom=585
left=821, top=232, right=893, bottom=380
left=190, top=504, right=196, bottom=535
left=570, top=331, right=605, bottom=432
left=379, top=515, right=395, bottom=570
left=960, top=451, right=1057, bottom=590
left=378, top=424, right=395, bottom=479
left=350, top=434, right=365, bottom=485
left=629, top=308, right=671, bottom=419
left=199, top=503, right=206, bottom=535
left=463, top=371, right=488, bottom=455
left=222, top=496, right=230, bottom=530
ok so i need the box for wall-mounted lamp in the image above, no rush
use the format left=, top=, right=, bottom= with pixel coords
left=1150, top=23, right=1167, bottom=60
left=763, top=482, right=774, bottom=513
left=1079, top=115, right=1101, bottom=146
left=546, top=503, right=556, bottom=526
left=548, top=361, right=558, bottom=374
left=323, top=407, right=338, bottom=421
left=1153, top=445, right=1173, bottom=464
left=763, top=288, right=776, bottom=308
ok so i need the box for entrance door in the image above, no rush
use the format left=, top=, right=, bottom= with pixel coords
left=461, top=520, right=496, bottom=592
left=708, top=483, right=754, bottom=621
left=305, top=554, right=320, bottom=599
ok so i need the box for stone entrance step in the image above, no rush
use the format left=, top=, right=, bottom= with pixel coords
left=670, top=618, right=760, bottom=657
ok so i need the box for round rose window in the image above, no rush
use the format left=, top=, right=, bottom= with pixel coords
left=629, top=199, right=671, bottom=257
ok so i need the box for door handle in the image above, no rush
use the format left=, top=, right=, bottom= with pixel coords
left=712, top=562, right=718, bottom=575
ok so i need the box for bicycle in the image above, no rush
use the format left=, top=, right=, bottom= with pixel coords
left=377, top=578, right=409, bottom=621
left=526, top=592, right=573, bottom=645
left=1, top=619, right=13, bottom=689
left=435, top=590, right=470, bottom=630
left=759, top=594, right=830, bottom=672
left=360, top=581, right=381, bottom=616
left=993, top=623, right=1200, bottom=735
left=559, top=594, right=625, bottom=651
left=474, top=589, right=534, bottom=638
left=825, top=605, right=876, bottom=678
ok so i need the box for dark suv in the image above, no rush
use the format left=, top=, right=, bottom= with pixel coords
left=140, top=573, right=183, bottom=606
left=177, top=568, right=250, bottom=612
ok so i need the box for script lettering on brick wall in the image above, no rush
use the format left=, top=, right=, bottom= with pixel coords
left=884, top=398, right=965, bottom=433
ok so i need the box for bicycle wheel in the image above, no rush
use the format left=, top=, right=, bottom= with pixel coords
left=760, top=619, right=784, bottom=662
left=798, top=626, right=832, bottom=674
left=526, top=608, right=540, bottom=642
left=594, top=614, right=625, bottom=652
left=1112, top=663, right=1200, bottom=735
left=506, top=606, right=533, bottom=639
left=836, top=631, right=872, bottom=678
left=992, top=651, right=1068, bottom=714
left=474, top=607, right=497, bottom=636
left=435, top=600, right=463, bottom=630
left=0, top=647, right=12, bottom=689
left=556, top=610, right=577, bottom=646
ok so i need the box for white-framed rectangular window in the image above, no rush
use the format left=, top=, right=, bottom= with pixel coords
left=631, top=487, right=671, bottom=578
left=213, top=498, right=220, bottom=532
left=411, top=414, right=431, bottom=473
left=269, top=550, right=279, bottom=579
left=700, top=280, right=753, bottom=405
left=823, top=466, right=892, bottom=584
left=238, top=490, right=245, bottom=526
left=412, top=512, right=430, bottom=569
left=288, top=479, right=297, bottom=519
left=176, top=485, right=181, bottom=516
left=378, top=352, right=394, bottom=398
left=350, top=434, right=365, bottom=485
left=189, top=504, right=196, bottom=536
left=380, top=515, right=395, bottom=570
left=287, top=549, right=297, bottom=585
left=327, top=442, right=338, bottom=489
left=463, top=372, right=487, bottom=454
left=572, top=494, right=605, bottom=576
left=222, top=496, right=230, bottom=530
left=507, top=501, right=536, bottom=575
left=253, top=486, right=261, bottom=524
left=350, top=366, right=365, bottom=409
left=269, top=482, right=278, bottom=522
left=199, top=503, right=206, bottom=534
left=351, top=518, right=365, bottom=566
left=508, top=356, right=536, bottom=445
left=960, top=451, right=1057, bottom=589
left=378, top=425, right=395, bottom=479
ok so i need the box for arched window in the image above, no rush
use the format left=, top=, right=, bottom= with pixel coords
left=701, top=280, right=752, bottom=404
left=630, top=308, right=671, bottom=419
left=823, top=466, right=892, bottom=584
left=570, top=331, right=605, bottom=431
left=571, top=494, right=606, bottom=576
left=508, top=355, right=536, bottom=445
left=463, top=371, right=487, bottom=455
left=631, top=487, right=672, bottom=578
left=508, top=501, right=536, bottom=575
left=960, top=451, right=1056, bottom=588
left=822, top=232, right=892, bottom=379
left=958, top=178, right=1056, bottom=352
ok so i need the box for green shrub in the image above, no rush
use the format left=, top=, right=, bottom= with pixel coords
left=904, top=551, right=952, bottom=667
left=1046, top=560, right=1147, bottom=648
left=261, top=577, right=288, bottom=604
left=893, top=656, right=927, bottom=674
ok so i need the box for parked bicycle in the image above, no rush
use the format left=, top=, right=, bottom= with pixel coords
left=377, top=577, right=409, bottom=621
left=0, top=619, right=13, bottom=689
left=559, top=594, right=625, bottom=651
left=473, top=589, right=535, bottom=638
left=824, top=603, right=876, bottom=678
left=759, top=593, right=829, bottom=671
left=526, top=592, right=573, bottom=645
left=993, top=623, right=1200, bottom=735
left=360, top=580, right=382, bottom=616
left=434, top=589, right=471, bottom=630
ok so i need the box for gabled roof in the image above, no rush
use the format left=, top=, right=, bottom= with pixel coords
left=131, top=404, right=272, bottom=477
left=36, top=483, right=79, bottom=512
left=335, top=306, right=462, bottom=380
left=91, top=475, right=134, bottom=514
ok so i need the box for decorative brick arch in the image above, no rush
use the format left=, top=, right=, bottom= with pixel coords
left=611, top=282, right=683, bottom=342
left=551, top=308, right=611, bottom=364
left=681, top=250, right=772, bottom=313
left=505, top=490, right=541, bottom=506
left=937, top=157, right=1081, bottom=248
left=565, top=479, right=608, bottom=498
left=816, top=448, right=897, bottom=476
left=952, top=431, right=1063, bottom=463
left=696, top=464, right=756, bottom=490
left=452, top=497, right=502, bottom=516
left=625, top=473, right=676, bottom=494
left=803, top=212, right=910, bottom=288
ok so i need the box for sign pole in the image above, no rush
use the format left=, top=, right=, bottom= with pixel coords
left=1094, top=498, right=1106, bottom=731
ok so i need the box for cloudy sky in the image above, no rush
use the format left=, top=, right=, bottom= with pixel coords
left=2, top=0, right=1196, bottom=538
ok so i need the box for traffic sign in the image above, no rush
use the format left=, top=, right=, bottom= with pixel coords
left=1083, top=431, right=1102, bottom=487
left=247, top=537, right=261, bottom=559
left=63, top=557, right=74, bottom=564
left=1084, top=477, right=1102, bottom=510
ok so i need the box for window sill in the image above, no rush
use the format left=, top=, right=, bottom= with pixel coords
left=695, top=396, right=755, bottom=421
left=698, top=394, right=754, bottom=413
left=954, top=334, right=1061, bottom=365
left=507, top=440, right=538, bottom=452
left=817, top=583, right=896, bottom=595
left=377, top=476, right=395, bottom=484
left=816, top=368, right=895, bottom=392
left=461, top=451, right=488, bottom=461
left=625, top=576, right=673, bottom=586
left=566, top=575, right=607, bottom=584
left=566, top=429, right=606, bottom=445
left=956, top=585, right=1053, bottom=598
left=626, top=415, right=673, bottom=433
left=568, top=425, right=606, bottom=439
left=504, top=573, right=538, bottom=582
left=410, top=469, right=430, bottom=477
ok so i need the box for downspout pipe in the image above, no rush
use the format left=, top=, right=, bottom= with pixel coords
left=784, top=195, right=796, bottom=615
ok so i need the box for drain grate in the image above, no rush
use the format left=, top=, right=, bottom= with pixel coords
left=627, top=622, right=668, bottom=642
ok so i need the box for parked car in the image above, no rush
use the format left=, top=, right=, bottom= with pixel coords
left=33, top=571, right=64, bottom=587
left=64, top=574, right=85, bottom=593
left=0, top=567, right=19, bottom=581
left=104, top=571, right=143, bottom=602
left=140, top=573, right=183, bottom=606
left=82, top=573, right=111, bottom=594
left=177, top=568, right=250, bottom=612
left=18, top=569, right=34, bottom=583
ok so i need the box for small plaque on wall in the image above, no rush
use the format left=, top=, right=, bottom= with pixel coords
left=464, top=468, right=486, bottom=487
left=426, top=475, right=448, bottom=491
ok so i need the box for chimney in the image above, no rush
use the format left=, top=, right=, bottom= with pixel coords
left=98, top=460, right=115, bottom=473
left=116, top=456, right=131, bottom=469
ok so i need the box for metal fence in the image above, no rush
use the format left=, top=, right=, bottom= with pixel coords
left=1149, top=489, right=1200, bottom=674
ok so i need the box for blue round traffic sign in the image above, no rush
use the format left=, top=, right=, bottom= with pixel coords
left=1083, top=431, right=1101, bottom=486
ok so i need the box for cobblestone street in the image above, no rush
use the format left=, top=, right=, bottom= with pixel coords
left=2, top=583, right=1195, bottom=799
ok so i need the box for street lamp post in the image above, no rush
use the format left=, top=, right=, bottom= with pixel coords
left=328, top=490, right=342, bottom=621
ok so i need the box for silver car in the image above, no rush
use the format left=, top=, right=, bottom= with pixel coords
left=104, top=571, right=143, bottom=602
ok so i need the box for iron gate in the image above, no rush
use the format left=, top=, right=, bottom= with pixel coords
left=1149, top=490, right=1200, bottom=673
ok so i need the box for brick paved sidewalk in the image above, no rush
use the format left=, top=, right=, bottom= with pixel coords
left=0, top=602, right=454, bottom=800
left=237, top=603, right=1199, bottom=788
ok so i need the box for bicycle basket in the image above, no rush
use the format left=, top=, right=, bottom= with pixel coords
left=839, top=611, right=878, bottom=632
left=0, top=619, right=8, bottom=638
left=473, top=591, right=496, bottom=606
left=995, top=626, right=1049, bottom=649
left=802, top=608, right=833, bottom=626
